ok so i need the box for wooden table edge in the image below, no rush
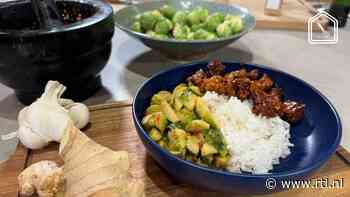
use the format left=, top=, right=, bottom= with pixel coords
left=88, top=100, right=133, bottom=111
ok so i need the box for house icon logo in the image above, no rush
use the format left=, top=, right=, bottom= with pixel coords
left=308, top=11, right=338, bottom=45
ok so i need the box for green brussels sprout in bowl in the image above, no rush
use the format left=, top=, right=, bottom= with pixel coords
left=173, top=11, right=189, bottom=25
left=114, top=0, right=255, bottom=60
left=130, top=5, right=244, bottom=41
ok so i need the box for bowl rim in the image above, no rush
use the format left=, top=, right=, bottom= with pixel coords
left=114, top=0, right=256, bottom=44
left=0, top=0, right=113, bottom=36
left=132, top=61, right=342, bottom=178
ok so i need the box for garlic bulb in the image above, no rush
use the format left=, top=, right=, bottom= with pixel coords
left=59, top=99, right=90, bottom=129
left=18, top=81, right=74, bottom=149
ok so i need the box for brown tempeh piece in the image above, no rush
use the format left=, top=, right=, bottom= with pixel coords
left=187, top=60, right=305, bottom=123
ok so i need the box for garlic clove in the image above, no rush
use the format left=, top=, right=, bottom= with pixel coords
left=18, top=126, right=49, bottom=149
left=67, top=103, right=90, bottom=129
left=59, top=98, right=75, bottom=107
left=26, top=101, right=73, bottom=142
left=59, top=99, right=90, bottom=129
left=18, top=107, right=50, bottom=149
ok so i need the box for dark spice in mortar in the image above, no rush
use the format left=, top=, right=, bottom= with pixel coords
left=0, top=1, right=96, bottom=31
left=57, top=2, right=96, bottom=25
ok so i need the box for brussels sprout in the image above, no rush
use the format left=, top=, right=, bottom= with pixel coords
left=186, top=120, right=210, bottom=133
left=186, top=135, right=200, bottom=155
left=195, top=97, right=220, bottom=128
left=206, top=32, right=218, bottom=40
left=191, top=23, right=207, bottom=32
left=183, top=93, right=197, bottom=111
left=152, top=33, right=170, bottom=40
left=160, top=5, right=176, bottom=19
left=172, top=84, right=187, bottom=110
left=177, top=108, right=196, bottom=126
left=172, top=11, right=188, bottom=25
left=161, top=100, right=180, bottom=123
left=216, top=21, right=233, bottom=38
left=168, top=128, right=187, bottom=154
left=198, top=7, right=209, bottom=22
left=146, top=30, right=157, bottom=37
left=187, top=10, right=202, bottom=26
left=193, top=29, right=217, bottom=40
left=174, top=98, right=183, bottom=111
left=142, top=114, right=153, bottom=130
left=131, top=21, right=142, bottom=32
left=173, top=24, right=191, bottom=40
left=187, top=7, right=209, bottom=26
left=225, top=15, right=243, bottom=33
left=148, top=32, right=169, bottom=40
left=188, top=7, right=209, bottom=25
left=151, top=10, right=163, bottom=18
left=134, top=14, right=142, bottom=21
left=173, top=83, right=187, bottom=98
left=151, top=91, right=172, bottom=105
left=206, top=13, right=225, bottom=32
left=140, top=10, right=163, bottom=31
left=158, top=140, right=168, bottom=149
left=153, top=112, right=168, bottom=132
left=214, top=155, right=230, bottom=168
left=187, top=32, right=195, bottom=40
left=149, top=128, right=162, bottom=141
left=193, top=29, right=209, bottom=40
left=142, top=112, right=168, bottom=132
left=225, top=14, right=239, bottom=22
left=233, top=19, right=243, bottom=33
left=155, top=18, right=173, bottom=34
left=201, top=143, right=218, bottom=156
left=146, top=104, right=162, bottom=115
left=189, top=85, right=202, bottom=96
left=232, top=18, right=243, bottom=33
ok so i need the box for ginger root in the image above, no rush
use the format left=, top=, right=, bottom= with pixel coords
left=90, top=178, right=145, bottom=197
left=59, top=127, right=144, bottom=197
left=18, top=126, right=144, bottom=197
left=18, top=160, right=65, bottom=197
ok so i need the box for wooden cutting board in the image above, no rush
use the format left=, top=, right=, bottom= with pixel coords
left=218, top=0, right=328, bottom=31
left=2, top=101, right=350, bottom=197
left=0, top=145, right=28, bottom=197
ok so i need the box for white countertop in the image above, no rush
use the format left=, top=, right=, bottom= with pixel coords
left=0, top=26, right=349, bottom=162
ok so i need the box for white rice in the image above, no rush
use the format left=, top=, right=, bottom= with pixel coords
left=202, top=92, right=293, bottom=174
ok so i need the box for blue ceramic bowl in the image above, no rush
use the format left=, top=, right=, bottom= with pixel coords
left=114, top=0, right=255, bottom=60
left=132, top=62, right=342, bottom=194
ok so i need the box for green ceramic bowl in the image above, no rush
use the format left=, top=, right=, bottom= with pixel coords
left=114, top=0, right=255, bottom=60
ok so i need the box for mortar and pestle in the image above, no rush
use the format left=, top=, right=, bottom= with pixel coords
left=0, top=0, right=114, bottom=105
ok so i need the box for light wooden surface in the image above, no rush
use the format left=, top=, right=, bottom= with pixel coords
left=22, top=102, right=350, bottom=196
left=219, top=0, right=328, bottom=31
left=0, top=145, right=28, bottom=197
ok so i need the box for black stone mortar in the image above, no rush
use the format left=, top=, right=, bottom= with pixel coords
left=0, top=0, right=114, bottom=105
